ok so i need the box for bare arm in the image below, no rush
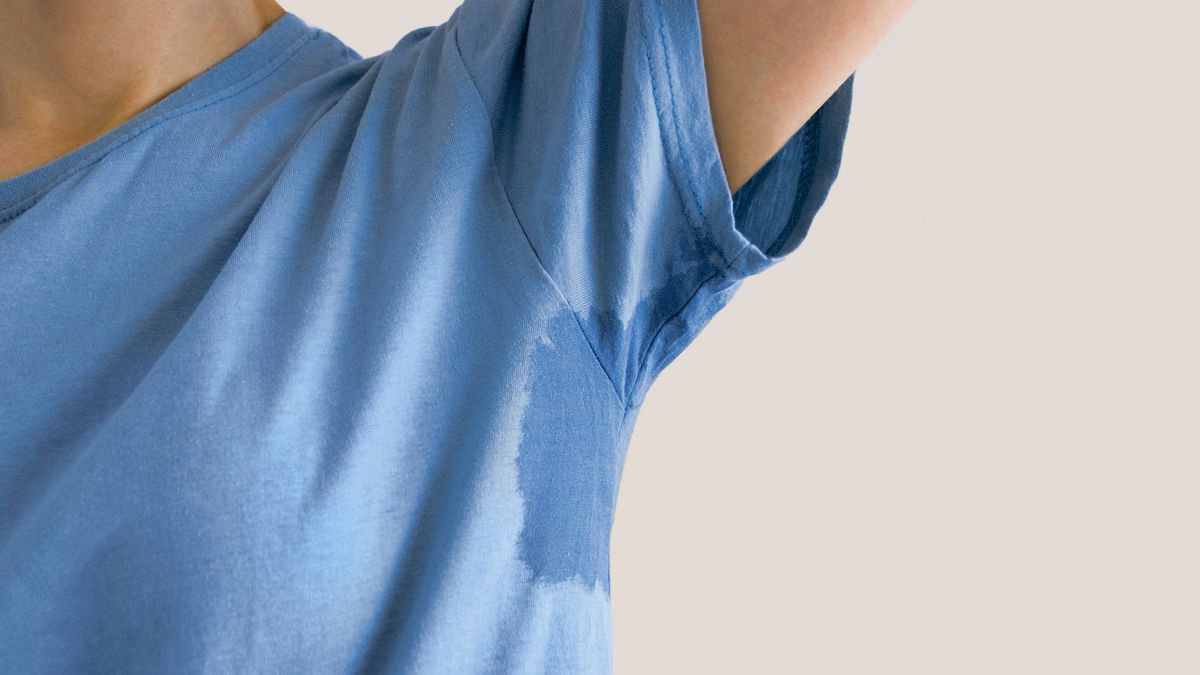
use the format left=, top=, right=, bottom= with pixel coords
left=697, top=0, right=914, bottom=193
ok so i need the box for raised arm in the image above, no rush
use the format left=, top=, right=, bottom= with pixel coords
left=697, top=0, right=914, bottom=193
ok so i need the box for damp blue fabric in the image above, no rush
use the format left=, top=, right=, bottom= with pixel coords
left=0, top=1, right=852, bottom=672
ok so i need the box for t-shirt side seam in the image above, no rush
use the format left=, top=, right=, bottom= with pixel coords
left=451, top=21, right=628, bottom=410
left=626, top=264, right=726, bottom=406
left=0, top=28, right=320, bottom=225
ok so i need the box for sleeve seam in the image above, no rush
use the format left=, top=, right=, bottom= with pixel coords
left=450, top=20, right=628, bottom=410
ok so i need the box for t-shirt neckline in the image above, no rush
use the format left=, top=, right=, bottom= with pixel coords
left=0, top=10, right=315, bottom=219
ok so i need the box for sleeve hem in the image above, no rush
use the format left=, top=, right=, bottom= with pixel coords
left=640, top=0, right=855, bottom=280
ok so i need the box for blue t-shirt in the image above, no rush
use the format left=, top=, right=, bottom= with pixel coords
left=0, top=1, right=852, bottom=672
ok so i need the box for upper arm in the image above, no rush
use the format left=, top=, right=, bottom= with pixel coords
left=697, top=0, right=914, bottom=192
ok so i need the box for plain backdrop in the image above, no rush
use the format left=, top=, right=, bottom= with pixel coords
left=283, top=1, right=1200, bottom=673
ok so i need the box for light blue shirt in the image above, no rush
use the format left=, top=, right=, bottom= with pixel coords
left=0, top=1, right=852, bottom=672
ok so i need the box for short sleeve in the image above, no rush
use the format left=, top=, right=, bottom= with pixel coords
left=449, top=0, right=853, bottom=408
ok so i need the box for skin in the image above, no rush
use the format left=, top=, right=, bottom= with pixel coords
left=0, top=0, right=912, bottom=190
left=0, top=0, right=285, bottom=180
left=697, top=0, right=915, bottom=192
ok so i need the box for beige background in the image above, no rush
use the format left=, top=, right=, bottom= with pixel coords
left=285, top=1, right=1200, bottom=672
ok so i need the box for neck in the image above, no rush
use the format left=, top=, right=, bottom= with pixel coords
left=0, top=0, right=285, bottom=179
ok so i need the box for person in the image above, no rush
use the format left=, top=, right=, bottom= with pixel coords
left=0, top=0, right=912, bottom=671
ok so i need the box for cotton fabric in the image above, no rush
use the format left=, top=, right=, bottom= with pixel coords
left=0, top=1, right=852, bottom=672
